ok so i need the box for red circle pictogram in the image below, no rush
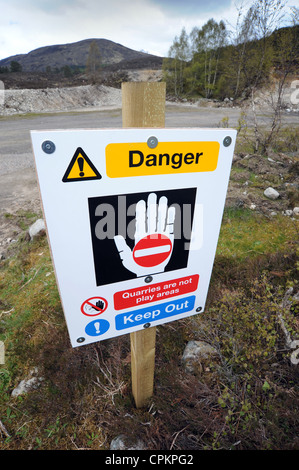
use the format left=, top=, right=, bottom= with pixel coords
left=133, top=234, right=172, bottom=267
left=81, top=297, right=108, bottom=316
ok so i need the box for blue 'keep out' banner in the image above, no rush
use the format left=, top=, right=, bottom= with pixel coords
left=115, top=295, right=196, bottom=331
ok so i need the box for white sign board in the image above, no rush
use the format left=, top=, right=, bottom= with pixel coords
left=31, top=128, right=236, bottom=347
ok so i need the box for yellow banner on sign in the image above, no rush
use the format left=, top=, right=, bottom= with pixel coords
left=106, top=141, right=220, bottom=178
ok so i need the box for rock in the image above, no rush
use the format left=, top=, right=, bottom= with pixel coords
left=181, top=340, right=218, bottom=374
left=293, top=207, right=299, bottom=216
left=2, top=85, right=122, bottom=116
left=28, top=219, right=46, bottom=240
left=264, top=187, right=280, bottom=200
left=110, top=434, right=147, bottom=450
left=284, top=209, right=293, bottom=216
left=11, top=368, right=43, bottom=397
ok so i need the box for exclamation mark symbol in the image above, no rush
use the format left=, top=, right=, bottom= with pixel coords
left=94, top=321, right=100, bottom=334
left=78, top=156, right=84, bottom=177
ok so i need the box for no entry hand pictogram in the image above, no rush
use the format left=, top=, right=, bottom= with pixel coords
left=81, top=297, right=108, bottom=316
left=114, top=193, right=175, bottom=277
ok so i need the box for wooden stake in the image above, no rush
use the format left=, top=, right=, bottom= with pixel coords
left=130, top=327, right=156, bottom=409
left=122, top=82, right=166, bottom=128
left=121, top=81, right=166, bottom=408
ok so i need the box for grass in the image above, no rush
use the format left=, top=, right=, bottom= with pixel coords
left=0, top=108, right=122, bottom=122
left=218, top=209, right=297, bottom=261
left=0, top=203, right=298, bottom=450
left=235, top=122, right=299, bottom=156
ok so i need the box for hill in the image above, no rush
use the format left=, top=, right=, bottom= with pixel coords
left=0, top=38, right=163, bottom=73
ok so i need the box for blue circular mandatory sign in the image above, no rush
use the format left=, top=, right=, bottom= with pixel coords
left=85, top=319, right=110, bottom=337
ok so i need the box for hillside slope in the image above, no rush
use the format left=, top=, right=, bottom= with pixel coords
left=0, top=38, right=162, bottom=72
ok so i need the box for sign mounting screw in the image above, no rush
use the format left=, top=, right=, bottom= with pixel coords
left=147, top=136, right=158, bottom=149
left=223, top=136, right=232, bottom=147
left=42, top=140, right=56, bottom=154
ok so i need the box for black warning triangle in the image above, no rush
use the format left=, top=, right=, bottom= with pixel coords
left=62, top=147, right=102, bottom=182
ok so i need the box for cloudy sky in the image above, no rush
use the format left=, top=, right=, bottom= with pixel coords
left=1, top=0, right=298, bottom=60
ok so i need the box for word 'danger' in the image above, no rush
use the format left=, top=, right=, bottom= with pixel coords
left=106, top=141, right=219, bottom=177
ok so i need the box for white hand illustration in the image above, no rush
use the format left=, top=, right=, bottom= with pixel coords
left=114, top=193, right=176, bottom=277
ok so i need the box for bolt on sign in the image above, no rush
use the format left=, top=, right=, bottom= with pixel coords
left=31, top=128, right=236, bottom=347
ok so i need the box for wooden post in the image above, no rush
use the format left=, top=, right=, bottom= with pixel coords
left=122, top=82, right=166, bottom=128
left=121, top=81, right=166, bottom=408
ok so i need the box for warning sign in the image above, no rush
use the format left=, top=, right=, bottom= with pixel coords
left=30, top=127, right=236, bottom=347
left=62, top=147, right=101, bottom=182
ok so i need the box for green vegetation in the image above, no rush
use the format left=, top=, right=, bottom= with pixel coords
left=0, top=195, right=298, bottom=449
left=162, top=1, right=298, bottom=156
left=0, top=61, right=23, bottom=73
left=163, top=2, right=298, bottom=101
left=217, top=209, right=297, bottom=260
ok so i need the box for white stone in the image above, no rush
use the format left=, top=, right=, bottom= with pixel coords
left=28, top=219, right=46, bottom=240
left=110, top=435, right=146, bottom=450
left=284, top=210, right=293, bottom=216
left=11, top=368, right=43, bottom=397
left=264, top=187, right=280, bottom=200
left=293, top=207, right=299, bottom=216
left=182, top=340, right=218, bottom=374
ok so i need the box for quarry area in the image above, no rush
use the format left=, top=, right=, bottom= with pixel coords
left=1, top=71, right=298, bottom=116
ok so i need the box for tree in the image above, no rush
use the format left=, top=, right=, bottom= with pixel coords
left=62, top=65, right=72, bottom=78
left=86, top=41, right=102, bottom=84
left=226, top=3, right=260, bottom=98
left=245, top=0, right=289, bottom=153
left=10, top=61, right=22, bottom=73
left=163, top=27, right=190, bottom=96
left=190, top=19, right=227, bottom=98
left=162, top=0, right=297, bottom=115
left=258, top=13, right=299, bottom=152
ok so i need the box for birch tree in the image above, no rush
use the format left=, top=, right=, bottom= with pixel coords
left=190, top=19, right=227, bottom=98
left=163, top=28, right=190, bottom=96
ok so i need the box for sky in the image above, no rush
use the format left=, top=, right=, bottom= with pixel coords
left=0, top=0, right=298, bottom=60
